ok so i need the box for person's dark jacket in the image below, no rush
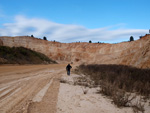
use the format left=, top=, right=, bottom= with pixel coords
left=66, top=64, right=72, bottom=71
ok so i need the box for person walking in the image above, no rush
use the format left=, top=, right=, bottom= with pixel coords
left=66, top=64, right=72, bottom=76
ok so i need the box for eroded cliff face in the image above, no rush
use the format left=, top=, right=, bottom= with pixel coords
left=0, top=35, right=150, bottom=68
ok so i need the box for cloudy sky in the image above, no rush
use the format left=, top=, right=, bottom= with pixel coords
left=0, top=0, right=149, bottom=43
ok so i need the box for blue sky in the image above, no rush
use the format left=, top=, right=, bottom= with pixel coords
left=0, top=0, right=149, bottom=43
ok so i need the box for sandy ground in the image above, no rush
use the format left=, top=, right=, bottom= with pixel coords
left=0, top=64, right=66, bottom=113
left=56, top=74, right=150, bottom=113
left=0, top=64, right=150, bottom=113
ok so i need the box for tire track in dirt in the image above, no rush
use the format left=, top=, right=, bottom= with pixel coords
left=0, top=72, right=51, bottom=113
left=32, top=77, right=54, bottom=103
left=27, top=70, right=64, bottom=113
left=0, top=64, right=66, bottom=113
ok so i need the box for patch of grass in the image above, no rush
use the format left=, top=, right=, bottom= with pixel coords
left=0, top=46, right=57, bottom=64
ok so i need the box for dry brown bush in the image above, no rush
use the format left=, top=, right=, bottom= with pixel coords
left=76, top=64, right=150, bottom=111
left=77, top=64, right=150, bottom=97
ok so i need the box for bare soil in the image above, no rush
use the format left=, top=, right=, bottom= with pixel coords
left=1, top=64, right=150, bottom=113
left=0, top=64, right=66, bottom=113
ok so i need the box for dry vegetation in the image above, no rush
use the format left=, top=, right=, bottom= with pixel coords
left=75, top=64, right=150, bottom=111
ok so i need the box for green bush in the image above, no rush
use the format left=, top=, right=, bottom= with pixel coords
left=0, top=46, right=57, bottom=64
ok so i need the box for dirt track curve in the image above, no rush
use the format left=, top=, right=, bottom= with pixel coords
left=0, top=64, right=66, bottom=113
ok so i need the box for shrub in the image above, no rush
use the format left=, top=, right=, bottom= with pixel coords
left=76, top=64, right=149, bottom=110
left=130, top=36, right=134, bottom=41
left=77, top=64, right=150, bottom=97
left=89, top=40, right=92, bottom=43
left=132, top=102, right=145, bottom=113
left=0, top=46, right=57, bottom=64
left=43, top=36, right=47, bottom=40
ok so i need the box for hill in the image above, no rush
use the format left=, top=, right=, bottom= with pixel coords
left=0, top=34, right=150, bottom=68
left=0, top=46, right=57, bottom=64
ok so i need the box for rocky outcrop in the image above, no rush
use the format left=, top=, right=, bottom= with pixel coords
left=0, top=35, right=150, bottom=68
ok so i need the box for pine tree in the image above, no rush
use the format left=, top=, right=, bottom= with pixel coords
left=43, top=36, right=47, bottom=40
left=89, top=40, right=92, bottom=43
left=130, top=36, right=134, bottom=41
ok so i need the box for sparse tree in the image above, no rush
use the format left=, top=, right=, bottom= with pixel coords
left=130, top=36, right=134, bottom=41
left=31, top=35, right=34, bottom=37
left=89, top=40, right=92, bottom=43
left=43, top=36, right=47, bottom=40
left=139, top=36, right=143, bottom=39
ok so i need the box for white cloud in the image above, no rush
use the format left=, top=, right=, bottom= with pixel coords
left=0, top=15, right=148, bottom=43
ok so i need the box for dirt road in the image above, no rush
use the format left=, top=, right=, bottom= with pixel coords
left=0, top=64, right=66, bottom=113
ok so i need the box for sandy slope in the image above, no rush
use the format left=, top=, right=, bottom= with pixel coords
left=0, top=64, right=66, bottom=113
